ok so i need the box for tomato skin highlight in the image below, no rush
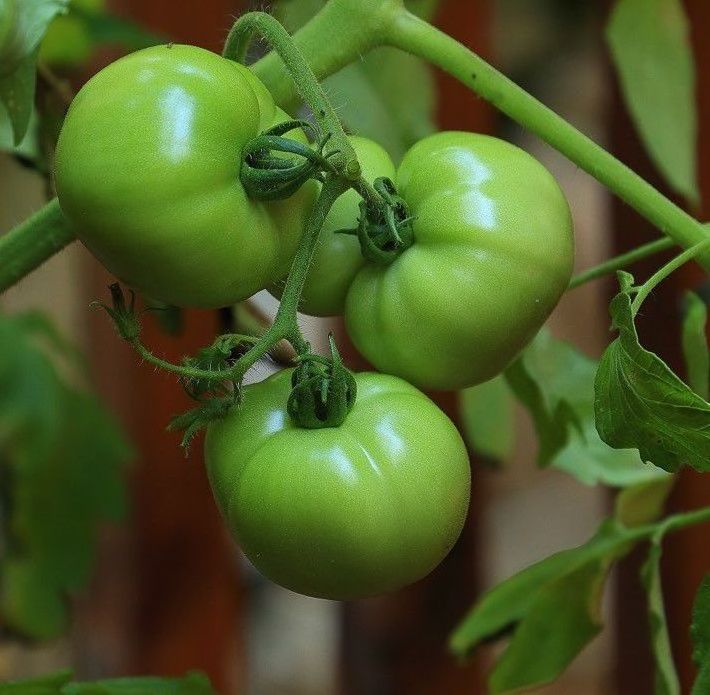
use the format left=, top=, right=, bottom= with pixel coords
left=55, top=44, right=314, bottom=308
left=344, top=131, right=575, bottom=390
left=205, top=369, right=471, bottom=600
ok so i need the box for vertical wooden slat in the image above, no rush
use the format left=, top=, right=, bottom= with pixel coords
left=339, top=2, right=492, bottom=693
left=610, top=0, right=709, bottom=692
left=83, top=1, right=246, bottom=691
left=663, top=1, right=710, bottom=692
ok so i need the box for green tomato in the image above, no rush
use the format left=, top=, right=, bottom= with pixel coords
left=270, top=136, right=396, bottom=316
left=345, top=131, right=574, bottom=390
left=205, top=369, right=471, bottom=599
left=55, top=44, right=314, bottom=308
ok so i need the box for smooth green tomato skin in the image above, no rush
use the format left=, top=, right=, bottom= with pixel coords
left=205, top=369, right=471, bottom=600
left=345, top=131, right=575, bottom=390
left=270, top=136, right=396, bottom=317
left=55, top=44, right=314, bottom=308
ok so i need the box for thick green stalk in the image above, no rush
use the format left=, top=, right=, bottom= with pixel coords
left=252, top=0, right=403, bottom=109
left=254, top=0, right=709, bottom=264
left=385, top=11, right=709, bottom=262
left=0, top=199, right=76, bottom=293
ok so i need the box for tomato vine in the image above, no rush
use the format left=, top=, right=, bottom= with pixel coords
left=0, top=1, right=709, bottom=691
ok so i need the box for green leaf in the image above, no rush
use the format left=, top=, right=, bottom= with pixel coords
left=452, top=508, right=710, bottom=693
left=614, top=477, right=673, bottom=528
left=0, top=670, right=73, bottom=694
left=0, top=312, right=132, bottom=640
left=0, top=49, right=39, bottom=146
left=451, top=519, right=639, bottom=692
left=606, top=0, right=698, bottom=203
left=451, top=520, right=636, bottom=656
left=692, top=662, right=710, bottom=695
left=62, top=671, right=216, bottom=694
left=595, top=272, right=710, bottom=473
left=0, top=101, right=40, bottom=162
left=505, top=330, right=666, bottom=487
left=691, top=575, right=710, bottom=695
left=489, top=561, right=607, bottom=694
left=0, top=0, right=70, bottom=67
left=503, top=332, right=580, bottom=467
left=0, top=671, right=216, bottom=695
left=458, top=375, right=514, bottom=464
left=0, top=0, right=70, bottom=143
left=323, top=47, right=436, bottom=161
left=682, top=292, right=709, bottom=399
left=641, top=532, right=680, bottom=695
left=144, top=297, right=183, bottom=336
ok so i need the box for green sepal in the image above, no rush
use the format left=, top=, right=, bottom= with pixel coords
left=287, top=335, right=357, bottom=429
left=352, top=177, right=415, bottom=265
left=240, top=119, right=330, bottom=201
left=91, top=283, right=140, bottom=341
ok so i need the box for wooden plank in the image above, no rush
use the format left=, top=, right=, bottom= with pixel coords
left=662, top=1, right=710, bottom=691
left=81, top=1, right=246, bottom=691
left=609, top=1, right=709, bottom=692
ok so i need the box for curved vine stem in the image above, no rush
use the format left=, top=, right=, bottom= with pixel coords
left=128, top=175, right=349, bottom=383
left=631, top=239, right=710, bottom=316
left=223, top=11, right=360, bottom=181
left=568, top=237, right=675, bottom=290
left=384, top=11, right=709, bottom=261
left=253, top=1, right=709, bottom=264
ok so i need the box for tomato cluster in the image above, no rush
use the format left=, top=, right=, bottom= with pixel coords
left=55, top=45, right=574, bottom=599
left=295, top=131, right=575, bottom=390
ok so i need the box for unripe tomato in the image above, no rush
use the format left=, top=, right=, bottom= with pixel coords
left=345, top=131, right=574, bottom=390
left=270, top=136, right=396, bottom=316
left=55, top=44, right=315, bottom=307
left=205, top=369, right=471, bottom=599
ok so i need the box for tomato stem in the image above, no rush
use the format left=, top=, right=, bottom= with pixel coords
left=261, top=174, right=350, bottom=351
left=223, top=11, right=360, bottom=181
left=384, top=11, right=710, bottom=265
left=254, top=1, right=709, bottom=266
left=121, top=176, right=349, bottom=387
left=630, top=239, right=710, bottom=317
left=568, top=237, right=675, bottom=290
left=252, top=0, right=402, bottom=109
left=0, top=199, right=76, bottom=293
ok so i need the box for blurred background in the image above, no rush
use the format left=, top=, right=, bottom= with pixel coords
left=0, top=0, right=708, bottom=693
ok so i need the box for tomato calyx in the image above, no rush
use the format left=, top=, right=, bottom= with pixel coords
left=340, top=177, right=415, bottom=265
left=91, top=283, right=141, bottom=341
left=241, top=120, right=334, bottom=201
left=287, top=335, right=357, bottom=429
